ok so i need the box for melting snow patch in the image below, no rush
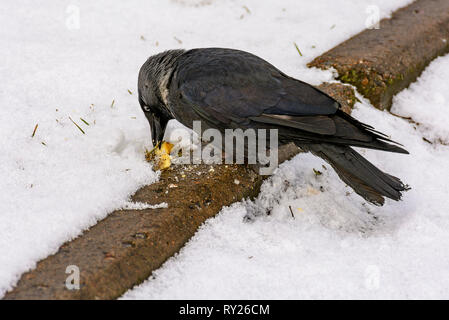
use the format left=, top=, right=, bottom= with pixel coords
left=121, top=201, right=168, bottom=210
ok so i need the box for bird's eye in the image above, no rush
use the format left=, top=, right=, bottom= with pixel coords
left=143, top=105, right=151, bottom=112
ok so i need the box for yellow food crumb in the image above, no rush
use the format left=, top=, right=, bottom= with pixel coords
left=145, top=141, right=174, bottom=171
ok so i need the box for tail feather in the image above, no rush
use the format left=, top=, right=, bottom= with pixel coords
left=302, top=143, right=409, bottom=205
left=334, top=110, right=409, bottom=154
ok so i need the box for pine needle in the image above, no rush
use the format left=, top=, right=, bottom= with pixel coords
left=128, top=89, right=133, bottom=95
left=80, top=117, right=90, bottom=126
left=31, top=124, right=38, bottom=138
left=69, top=116, right=85, bottom=134
left=110, top=99, right=115, bottom=108
left=288, top=205, right=295, bottom=219
left=294, top=42, right=303, bottom=56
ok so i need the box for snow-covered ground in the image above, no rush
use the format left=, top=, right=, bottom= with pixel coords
left=123, top=90, right=449, bottom=299
left=392, top=55, right=449, bottom=145
left=1, top=0, right=431, bottom=298
left=122, top=61, right=449, bottom=299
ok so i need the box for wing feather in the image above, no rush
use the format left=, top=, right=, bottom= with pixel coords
left=175, top=48, right=339, bottom=121
left=249, top=114, right=336, bottom=135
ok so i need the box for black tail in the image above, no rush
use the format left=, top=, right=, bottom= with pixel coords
left=302, top=143, right=409, bottom=205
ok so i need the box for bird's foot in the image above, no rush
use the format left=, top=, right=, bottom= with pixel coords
left=145, top=141, right=174, bottom=171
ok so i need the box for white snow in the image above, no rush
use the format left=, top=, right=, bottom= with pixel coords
left=0, top=0, right=423, bottom=298
left=121, top=201, right=168, bottom=210
left=392, top=55, right=449, bottom=145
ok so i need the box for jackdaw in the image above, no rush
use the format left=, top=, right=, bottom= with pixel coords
left=138, top=48, right=409, bottom=206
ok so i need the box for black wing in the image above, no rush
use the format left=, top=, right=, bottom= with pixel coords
left=177, top=48, right=338, bottom=119
left=173, top=48, right=407, bottom=153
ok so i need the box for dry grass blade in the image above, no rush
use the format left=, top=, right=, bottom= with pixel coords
left=69, top=116, right=85, bottom=134
left=288, top=205, right=295, bottom=219
left=31, top=124, right=38, bottom=138
left=294, top=42, right=303, bottom=56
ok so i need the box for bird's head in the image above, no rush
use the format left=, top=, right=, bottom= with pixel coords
left=138, top=49, right=185, bottom=146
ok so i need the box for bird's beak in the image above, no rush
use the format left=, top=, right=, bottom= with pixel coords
left=144, top=112, right=163, bottom=148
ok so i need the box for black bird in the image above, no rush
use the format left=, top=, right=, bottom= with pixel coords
left=138, top=48, right=409, bottom=206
